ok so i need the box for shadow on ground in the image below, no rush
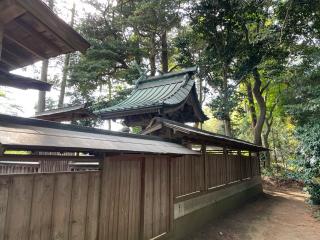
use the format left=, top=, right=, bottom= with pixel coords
left=186, top=183, right=320, bottom=240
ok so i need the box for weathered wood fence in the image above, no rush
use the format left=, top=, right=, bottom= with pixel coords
left=0, top=151, right=260, bottom=240
left=0, top=171, right=100, bottom=240
left=173, top=152, right=260, bottom=200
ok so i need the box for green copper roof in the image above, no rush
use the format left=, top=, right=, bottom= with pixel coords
left=96, top=66, right=208, bottom=123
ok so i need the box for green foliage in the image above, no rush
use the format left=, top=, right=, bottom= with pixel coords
left=295, top=123, right=320, bottom=204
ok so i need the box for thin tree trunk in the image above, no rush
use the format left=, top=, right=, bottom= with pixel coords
left=252, top=68, right=266, bottom=146
left=262, top=118, right=272, bottom=167
left=58, top=2, right=75, bottom=108
left=199, top=77, right=203, bottom=129
left=222, top=64, right=232, bottom=137
left=107, top=79, right=112, bottom=130
left=161, top=31, right=168, bottom=73
left=246, top=81, right=257, bottom=129
left=149, top=34, right=156, bottom=76
left=272, top=128, right=278, bottom=164
left=37, top=0, right=54, bottom=113
left=37, top=59, right=49, bottom=112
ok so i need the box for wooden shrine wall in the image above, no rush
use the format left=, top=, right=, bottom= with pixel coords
left=142, top=156, right=171, bottom=240
left=0, top=171, right=100, bottom=240
left=99, top=156, right=142, bottom=240
left=0, top=152, right=261, bottom=240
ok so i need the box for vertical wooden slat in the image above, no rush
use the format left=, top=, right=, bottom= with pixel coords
left=0, top=176, right=9, bottom=240
left=153, top=158, right=161, bottom=236
left=143, top=156, right=153, bottom=239
left=69, top=173, right=89, bottom=240
left=29, top=174, right=55, bottom=240
left=85, top=172, right=100, bottom=240
left=98, top=159, right=107, bottom=239
left=118, top=160, right=130, bottom=240
left=6, top=175, right=34, bottom=240
left=51, top=173, right=73, bottom=240
left=128, top=160, right=141, bottom=240
left=111, top=159, right=121, bottom=240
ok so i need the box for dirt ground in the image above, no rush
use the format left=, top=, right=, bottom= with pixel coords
left=186, top=179, right=320, bottom=240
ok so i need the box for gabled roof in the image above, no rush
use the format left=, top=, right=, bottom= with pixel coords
left=34, top=104, right=92, bottom=121
left=142, top=117, right=268, bottom=152
left=96, top=67, right=208, bottom=124
left=0, top=114, right=197, bottom=155
left=0, top=69, right=51, bottom=91
left=0, top=0, right=90, bottom=71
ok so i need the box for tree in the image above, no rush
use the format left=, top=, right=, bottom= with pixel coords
left=191, top=0, right=247, bottom=136
left=37, top=0, right=54, bottom=113
left=58, top=2, right=76, bottom=108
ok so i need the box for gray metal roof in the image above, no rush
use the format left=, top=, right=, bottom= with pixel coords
left=142, top=117, right=268, bottom=152
left=96, top=67, right=208, bottom=122
left=0, top=114, right=197, bottom=155
left=34, top=104, right=92, bottom=121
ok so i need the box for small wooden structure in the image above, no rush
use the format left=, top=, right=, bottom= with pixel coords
left=96, top=67, right=208, bottom=127
left=0, top=0, right=90, bottom=90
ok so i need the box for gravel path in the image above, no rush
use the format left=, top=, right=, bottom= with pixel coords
left=186, top=182, right=320, bottom=240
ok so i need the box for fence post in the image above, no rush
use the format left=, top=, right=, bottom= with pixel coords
left=249, top=151, right=253, bottom=179
left=0, top=145, right=4, bottom=156
left=238, top=150, right=242, bottom=181
left=223, top=148, right=228, bottom=184
left=201, top=144, right=207, bottom=191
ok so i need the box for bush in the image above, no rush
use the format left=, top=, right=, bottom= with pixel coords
left=296, top=123, right=320, bottom=205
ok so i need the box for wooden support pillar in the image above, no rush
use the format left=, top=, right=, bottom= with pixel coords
left=257, top=152, right=261, bottom=175
left=249, top=151, right=253, bottom=178
left=0, top=144, right=4, bottom=156
left=223, top=147, right=228, bottom=184
left=201, top=144, right=207, bottom=191
left=238, top=150, right=242, bottom=181
left=0, top=23, right=3, bottom=60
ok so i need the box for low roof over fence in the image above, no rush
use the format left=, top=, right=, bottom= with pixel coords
left=0, top=114, right=197, bottom=155
left=142, top=117, right=268, bottom=152
left=34, top=104, right=92, bottom=121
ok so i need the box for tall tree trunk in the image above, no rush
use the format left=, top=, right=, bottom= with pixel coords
left=262, top=117, right=272, bottom=167
left=222, top=65, right=232, bottom=137
left=161, top=31, right=168, bottom=73
left=58, top=2, right=75, bottom=108
left=37, top=0, right=54, bottom=113
left=37, top=60, right=49, bottom=112
left=271, top=128, right=278, bottom=164
left=252, top=68, right=266, bottom=146
left=246, top=81, right=257, bottom=129
left=149, top=34, right=156, bottom=76
left=199, top=77, right=203, bottom=129
left=107, top=79, right=112, bottom=130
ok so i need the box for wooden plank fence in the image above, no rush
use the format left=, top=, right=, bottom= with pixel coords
left=0, top=152, right=260, bottom=240
left=0, top=171, right=100, bottom=240
left=173, top=153, right=260, bottom=199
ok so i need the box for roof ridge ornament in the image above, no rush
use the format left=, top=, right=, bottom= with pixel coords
left=133, top=61, right=147, bottom=88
